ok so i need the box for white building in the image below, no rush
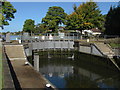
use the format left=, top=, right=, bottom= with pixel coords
left=82, top=28, right=101, bottom=36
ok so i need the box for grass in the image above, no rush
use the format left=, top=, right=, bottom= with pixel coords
left=109, top=43, right=120, bottom=48
left=0, top=41, right=3, bottom=89
left=104, top=38, right=120, bottom=48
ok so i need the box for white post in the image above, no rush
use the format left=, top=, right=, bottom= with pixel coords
left=87, top=39, right=89, bottom=42
left=19, top=40, right=21, bottom=43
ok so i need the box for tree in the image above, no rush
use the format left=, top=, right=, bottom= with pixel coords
left=23, top=19, right=35, bottom=35
left=34, top=23, right=49, bottom=33
left=104, top=2, right=120, bottom=36
left=42, top=6, right=67, bottom=32
left=65, top=2, right=104, bottom=33
left=0, top=1, right=16, bottom=29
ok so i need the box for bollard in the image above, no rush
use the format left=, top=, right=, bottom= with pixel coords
left=34, top=54, right=39, bottom=71
left=19, top=40, right=21, bottom=44
left=6, top=33, right=10, bottom=43
left=68, top=40, right=70, bottom=51
left=61, top=40, right=63, bottom=51
left=29, top=43, right=33, bottom=56
left=87, top=39, right=89, bottom=42
left=41, top=36, right=45, bottom=40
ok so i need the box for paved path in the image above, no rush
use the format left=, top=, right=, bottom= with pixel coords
left=95, top=43, right=114, bottom=58
left=10, top=60, right=47, bottom=88
left=4, top=44, right=55, bottom=89
left=4, top=45, right=27, bottom=60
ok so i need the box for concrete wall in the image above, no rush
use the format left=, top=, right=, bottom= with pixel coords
left=91, top=44, right=103, bottom=56
left=25, top=48, right=30, bottom=56
left=31, top=40, right=74, bottom=50
left=79, top=45, right=91, bottom=54
left=25, top=41, right=104, bottom=58
left=113, top=48, right=120, bottom=56
left=24, top=40, right=74, bottom=56
left=78, top=43, right=103, bottom=57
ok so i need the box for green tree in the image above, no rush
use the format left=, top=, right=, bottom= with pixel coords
left=34, top=23, right=49, bottom=33
left=42, top=6, right=67, bottom=32
left=104, top=2, right=120, bottom=36
left=23, top=19, right=35, bottom=35
left=65, top=2, right=104, bottom=33
left=0, top=1, right=16, bottom=29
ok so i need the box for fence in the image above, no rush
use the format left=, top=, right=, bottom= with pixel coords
left=21, top=33, right=81, bottom=41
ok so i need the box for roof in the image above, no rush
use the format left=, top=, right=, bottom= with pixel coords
left=58, top=26, right=65, bottom=28
left=90, top=28, right=101, bottom=32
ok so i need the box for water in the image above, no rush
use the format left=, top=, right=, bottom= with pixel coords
left=29, top=51, right=120, bottom=89
left=10, top=35, right=21, bottom=40
left=1, top=35, right=21, bottom=40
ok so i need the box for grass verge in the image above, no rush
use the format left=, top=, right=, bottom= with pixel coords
left=109, top=43, right=120, bottom=48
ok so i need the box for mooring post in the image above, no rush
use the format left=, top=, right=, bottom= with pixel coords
left=37, top=42, right=39, bottom=52
left=29, top=43, right=33, bottom=56
left=43, top=40, right=45, bottom=51
left=73, top=33, right=74, bottom=40
left=34, top=54, right=39, bottom=71
left=68, top=40, right=70, bottom=51
left=53, top=40, right=55, bottom=51
left=61, top=40, right=63, bottom=51
left=6, top=33, right=10, bottom=43
left=78, top=42, right=80, bottom=52
left=91, top=44, right=93, bottom=54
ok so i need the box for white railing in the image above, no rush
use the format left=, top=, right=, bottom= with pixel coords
left=21, top=33, right=81, bottom=41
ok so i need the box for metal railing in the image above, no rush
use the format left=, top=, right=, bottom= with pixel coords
left=21, top=33, right=81, bottom=41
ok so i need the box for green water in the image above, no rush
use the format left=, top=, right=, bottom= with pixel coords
left=28, top=50, right=120, bottom=89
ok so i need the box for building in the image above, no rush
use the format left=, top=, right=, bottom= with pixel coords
left=58, top=26, right=65, bottom=32
left=90, top=28, right=101, bottom=36
left=82, top=28, right=101, bottom=36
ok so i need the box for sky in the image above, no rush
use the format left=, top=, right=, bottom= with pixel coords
left=1, top=1, right=119, bottom=32
left=6, top=0, right=120, bottom=2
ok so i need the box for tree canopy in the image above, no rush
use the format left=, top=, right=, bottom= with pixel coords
left=42, top=6, right=67, bottom=32
left=0, top=1, right=16, bottom=29
left=65, top=2, right=105, bottom=32
left=104, top=2, right=120, bottom=36
left=34, top=23, right=49, bottom=33
left=23, top=19, right=35, bottom=34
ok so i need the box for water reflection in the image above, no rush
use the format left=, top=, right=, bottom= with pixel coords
left=33, top=51, right=120, bottom=88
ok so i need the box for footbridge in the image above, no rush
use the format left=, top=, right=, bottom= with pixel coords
left=28, top=40, right=74, bottom=50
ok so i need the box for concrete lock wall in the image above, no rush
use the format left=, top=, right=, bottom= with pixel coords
left=91, top=44, right=103, bottom=56
left=32, top=40, right=74, bottom=50
left=78, top=44, right=103, bottom=57
left=24, top=40, right=74, bottom=56
left=25, top=40, right=104, bottom=57
left=24, top=48, right=30, bottom=56
left=79, top=45, right=91, bottom=54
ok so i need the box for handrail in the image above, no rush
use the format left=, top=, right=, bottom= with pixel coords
left=106, top=44, right=114, bottom=52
